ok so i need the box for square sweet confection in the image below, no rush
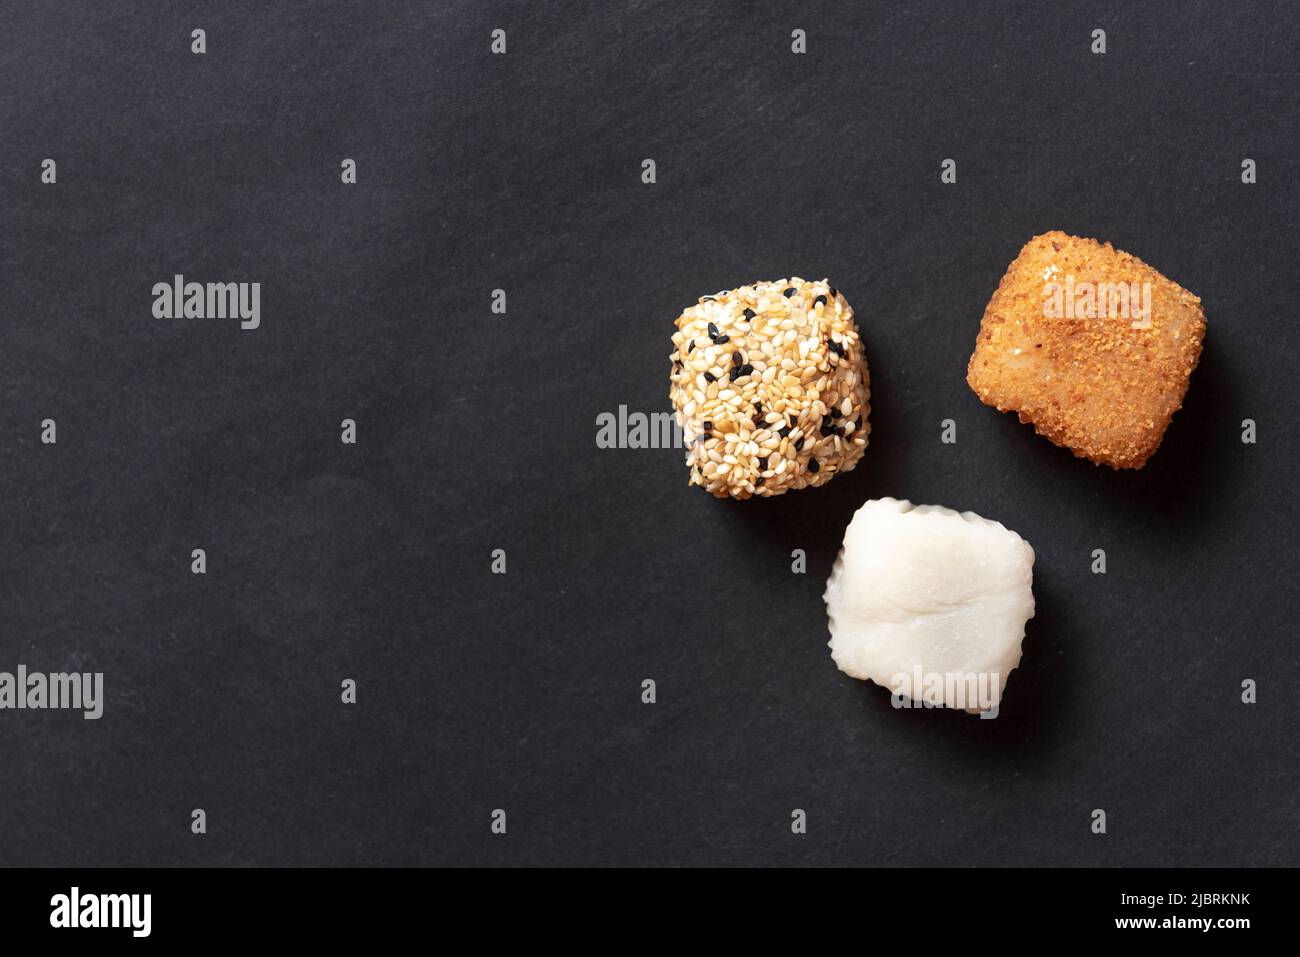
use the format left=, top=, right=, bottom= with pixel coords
left=966, top=231, right=1206, bottom=469
left=668, top=277, right=870, bottom=499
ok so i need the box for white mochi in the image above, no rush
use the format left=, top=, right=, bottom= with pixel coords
left=824, top=498, right=1035, bottom=713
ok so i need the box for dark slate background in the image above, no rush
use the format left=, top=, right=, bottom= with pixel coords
left=1, top=1, right=1296, bottom=866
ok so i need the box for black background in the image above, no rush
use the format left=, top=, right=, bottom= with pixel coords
left=2, top=1, right=1297, bottom=866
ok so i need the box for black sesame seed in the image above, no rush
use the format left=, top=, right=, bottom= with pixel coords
left=753, top=402, right=764, bottom=417
left=704, top=372, right=716, bottom=383
left=687, top=339, right=695, bottom=354
left=830, top=408, right=842, bottom=419
left=707, top=322, right=720, bottom=339
left=777, top=425, right=791, bottom=438
left=814, top=295, right=827, bottom=307
left=755, top=476, right=765, bottom=487
left=732, top=350, right=743, bottom=366
left=738, top=363, right=754, bottom=378
left=728, top=366, right=741, bottom=382
left=794, top=437, right=805, bottom=451
left=783, top=287, right=796, bottom=298
left=743, top=308, right=756, bottom=320
left=820, top=422, right=835, bottom=436
left=715, top=334, right=730, bottom=344
left=703, top=421, right=712, bottom=430
left=828, top=340, right=844, bottom=357
left=757, top=456, right=768, bottom=470
left=808, top=458, right=820, bottom=473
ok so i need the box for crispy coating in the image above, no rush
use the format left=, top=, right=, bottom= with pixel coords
left=966, top=231, right=1206, bottom=469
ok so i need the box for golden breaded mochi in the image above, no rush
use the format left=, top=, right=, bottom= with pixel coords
left=669, top=278, right=871, bottom=499
left=966, top=231, right=1206, bottom=469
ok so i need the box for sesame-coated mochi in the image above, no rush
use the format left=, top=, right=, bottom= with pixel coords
left=668, top=278, right=871, bottom=499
